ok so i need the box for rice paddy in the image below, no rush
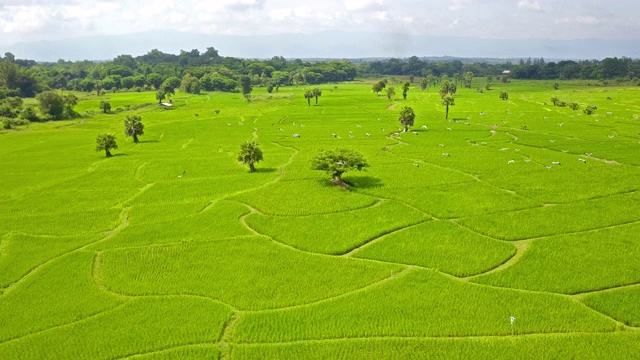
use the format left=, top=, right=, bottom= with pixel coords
left=0, top=79, right=639, bottom=358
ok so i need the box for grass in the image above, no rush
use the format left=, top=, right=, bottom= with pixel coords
left=0, top=80, right=639, bottom=358
left=101, top=237, right=403, bottom=310
left=352, top=220, right=516, bottom=276
left=471, top=222, right=640, bottom=293
left=232, top=268, right=616, bottom=343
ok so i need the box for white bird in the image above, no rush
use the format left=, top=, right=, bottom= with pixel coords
left=471, top=142, right=479, bottom=147
left=479, top=112, right=486, bottom=116
left=279, top=128, right=284, bottom=132
left=545, top=165, right=553, bottom=169
left=413, top=163, right=420, bottom=167
left=331, top=133, right=337, bottom=137
left=177, top=170, right=186, bottom=178
left=366, top=133, right=372, bottom=137
left=578, top=158, right=587, bottom=163
left=254, top=128, right=258, bottom=131
left=543, top=116, right=549, bottom=119
left=349, top=134, right=355, bottom=138
left=585, top=153, right=593, bottom=157
left=508, top=160, right=515, bottom=164
left=293, top=134, right=300, bottom=138
left=447, top=127, right=452, bottom=131
left=607, top=112, right=613, bottom=115
left=608, top=135, right=616, bottom=139
left=300, top=124, right=304, bottom=127
left=412, top=131, right=418, bottom=135
left=422, top=125, right=428, bottom=129
left=292, top=122, right=296, bottom=125
left=227, top=123, right=231, bottom=126
left=561, top=150, right=569, bottom=153
left=552, top=161, right=561, bottom=165
left=510, top=316, right=516, bottom=325
left=439, top=144, right=445, bottom=147
left=381, top=128, right=385, bottom=132
left=549, top=140, right=555, bottom=143
left=500, top=148, right=509, bottom=151
left=559, top=122, right=564, bottom=126
left=442, top=153, right=450, bottom=157
left=524, top=159, right=531, bottom=163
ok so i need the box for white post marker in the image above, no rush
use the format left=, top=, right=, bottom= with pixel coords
left=510, top=316, right=516, bottom=335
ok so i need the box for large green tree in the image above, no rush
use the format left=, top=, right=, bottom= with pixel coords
left=463, top=71, right=474, bottom=88
left=96, top=133, right=118, bottom=157
left=37, top=91, right=65, bottom=119
left=124, top=115, right=144, bottom=143
left=398, top=106, right=416, bottom=132
left=161, top=76, right=181, bottom=97
left=372, top=80, right=386, bottom=95
left=311, top=148, right=369, bottom=186
left=237, top=140, right=263, bottom=173
left=239, top=76, right=252, bottom=98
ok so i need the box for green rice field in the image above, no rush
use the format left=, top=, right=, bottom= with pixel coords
left=1, top=79, right=639, bottom=358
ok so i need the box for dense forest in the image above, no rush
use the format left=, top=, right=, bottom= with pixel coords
left=0, top=47, right=638, bottom=124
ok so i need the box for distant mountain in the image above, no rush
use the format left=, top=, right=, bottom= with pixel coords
left=5, top=31, right=640, bottom=62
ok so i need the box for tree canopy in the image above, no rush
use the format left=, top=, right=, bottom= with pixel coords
left=124, top=115, right=144, bottom=143
left=237, top=140, right=263, bottom=173
left=96, top=133, right=118, bottom=157
left=310, top=148, right=369, bottom=186
left=398, top=106, right=416, bottom=132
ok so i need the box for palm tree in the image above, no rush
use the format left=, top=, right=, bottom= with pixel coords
left=312, top=88, right=322, bottom=104
left=398, top=106, right=415, bottom=132
left=96, top=133, right=118, bottom=157
left=304, top=90, right=314, bottom=106
left=124, top=115, right=144, bottom=143
left=402, top=82, right=410, bottom=99
left=237, top=140, right=263, bottom=173
left=442, top=95, right=455, bottom=120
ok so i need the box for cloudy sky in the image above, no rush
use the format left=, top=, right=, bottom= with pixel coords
left=1, top=0, right=639, bottom=47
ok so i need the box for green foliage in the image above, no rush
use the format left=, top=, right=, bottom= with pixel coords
left=398, top=105, right=415, bottom=132
left=310, top=148, right=369, bottom=182
left=372, top=80, right=386, bottom=95
left=441, top=94, right=455, bottom=119
left=99, top=100, right=111, bottom=113
left=569, top=102, right=580, bottom=110
left=161, top=76, right=181, bottom=96
left=155, top=89, right=166, bottom=104
left=181, top=74, right=201, bottom=94
left=304, top=90, right=314, bottom=106
left=237, top=140, right=263, bottom=172
left=499, top=91, right=508, bottom=100
left=402, top=81, right=410, bottom=99
left=124, top=114, right=144, bottom=143
left=36, top=91, right=65, bottom=119
left=584, top=104, right=597, bottom=115
left=312, top=87, right=322, bottom=104
left=95, top=133, right=117, bottom=157
left=385, top=86, right=395, bottom=100
left=239, top=75, right=252, bottom=95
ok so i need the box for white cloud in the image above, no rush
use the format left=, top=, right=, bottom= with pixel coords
left=517, top=0, right=541, bottom=10
left=448, top=0, right=471, bottom=11
left=556, top=16, right=602, bottom=25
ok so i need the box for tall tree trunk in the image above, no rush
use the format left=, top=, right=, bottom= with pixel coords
left=106, top=149, right=112, bottom=157
left=445, top=105, right=449, bottom=120
left=249, top=162, right=256, bottom=173
left=315, top=96, right=318, bottom=104
left=133, top=133, right=139, bottom=143
left=307, top=98, right=311, bottom=106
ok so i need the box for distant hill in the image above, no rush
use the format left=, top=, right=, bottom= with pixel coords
left=5, top=30, right=640, bottom=62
